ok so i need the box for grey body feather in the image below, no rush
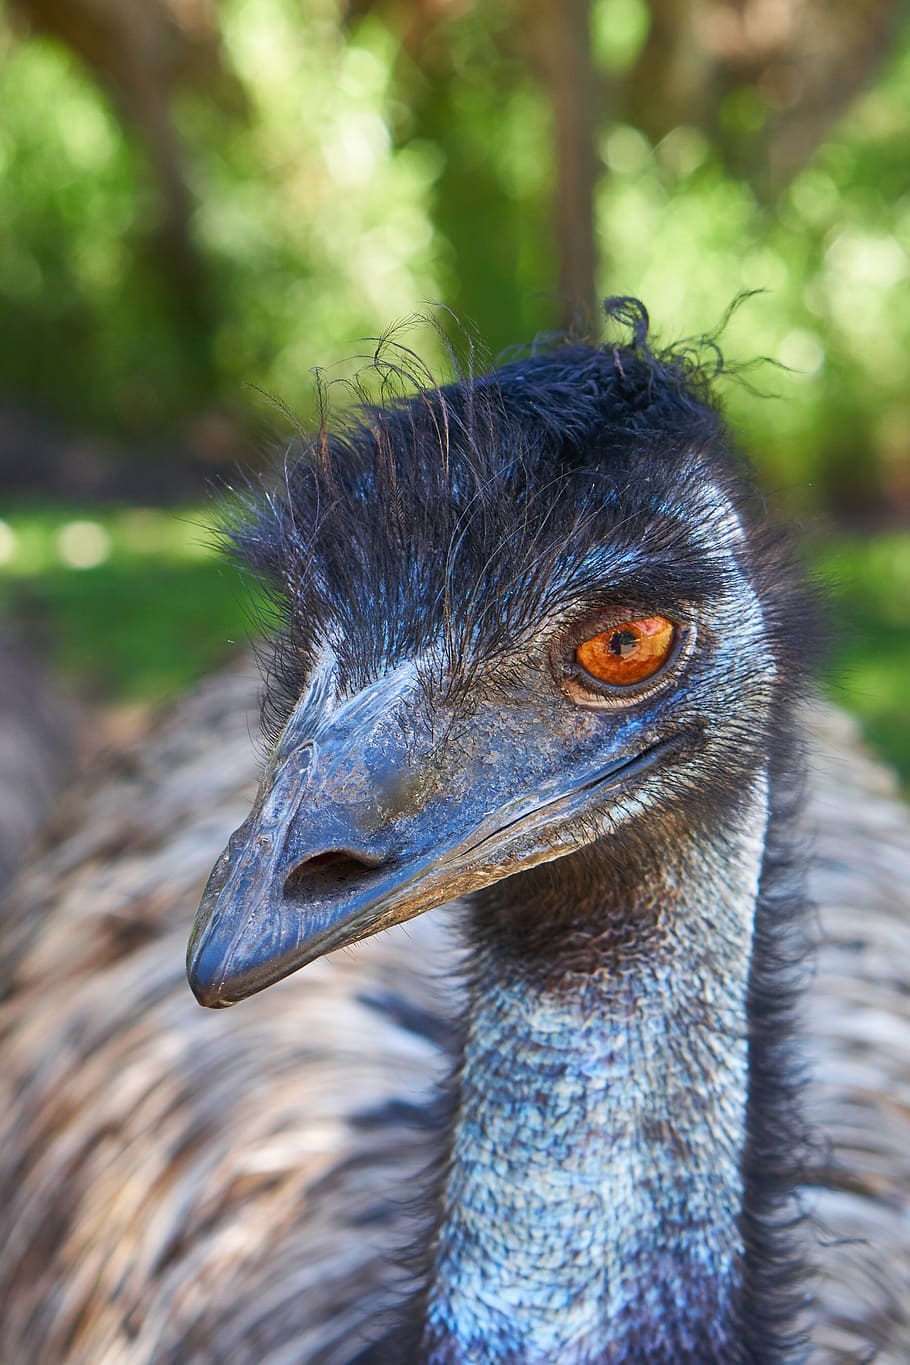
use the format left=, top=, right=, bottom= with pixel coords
left=0, top=628, right=76, bottom=894
left=0, top=662, right=907, bottom=1361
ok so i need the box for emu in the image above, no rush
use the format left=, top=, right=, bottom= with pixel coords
left=1, top=306, right=909, bottom=1362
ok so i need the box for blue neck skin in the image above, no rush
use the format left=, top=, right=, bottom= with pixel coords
left=421, top=774, right=770, bottom=1365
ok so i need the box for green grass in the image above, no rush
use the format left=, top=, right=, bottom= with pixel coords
left=0, top=504, right=267, bottom=704
left=0, top=503, right=907, bottom=783
left=811, top=532, right=910, bottom=783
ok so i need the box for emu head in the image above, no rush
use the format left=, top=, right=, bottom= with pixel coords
left=188, top=315, right=802, bottom=1007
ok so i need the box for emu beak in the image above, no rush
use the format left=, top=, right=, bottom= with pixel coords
left=186, top=720, right=539, bottom=1007
left=187, top=667, right=684, bottom=1008
left=187, top=664, right=494, bottom=1008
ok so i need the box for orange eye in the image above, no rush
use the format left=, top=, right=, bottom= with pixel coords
left=575, top=616, right=676, bottom=687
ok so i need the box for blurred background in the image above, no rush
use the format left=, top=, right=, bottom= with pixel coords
left=0, top=0, right=907, bottom=779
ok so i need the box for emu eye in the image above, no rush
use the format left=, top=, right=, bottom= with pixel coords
left=576, top=616, right=676, bottom=687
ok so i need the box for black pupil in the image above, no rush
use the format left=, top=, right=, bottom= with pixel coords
left=609, top=629, right=639, bottom=657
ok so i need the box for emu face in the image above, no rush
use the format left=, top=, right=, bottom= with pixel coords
left=188, top=343, right=786, bottom=1008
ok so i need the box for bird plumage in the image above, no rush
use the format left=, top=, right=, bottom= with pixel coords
left=1, top=669, right=909, bottom=1361
left=0, top=627, right=76, bottom=894
left=1, top=308, right=909, bottom=1360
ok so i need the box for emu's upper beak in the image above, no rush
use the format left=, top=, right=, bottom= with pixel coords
left=187, top=664, right=677, bottom=1008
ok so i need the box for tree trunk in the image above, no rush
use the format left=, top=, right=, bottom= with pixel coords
left=522, top=0, right=601, bottom=327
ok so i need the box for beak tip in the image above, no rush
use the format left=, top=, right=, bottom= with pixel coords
left=186, top=933, right=235, bottom=1009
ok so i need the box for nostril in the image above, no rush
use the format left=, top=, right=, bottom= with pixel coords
left=283, top=849, right=385, bottom=900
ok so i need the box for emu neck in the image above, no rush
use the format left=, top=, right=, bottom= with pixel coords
left=422, top=776, right=770, bottom=1364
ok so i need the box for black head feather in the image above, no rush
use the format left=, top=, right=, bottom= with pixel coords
left=230, top=299, right=812, bottom=747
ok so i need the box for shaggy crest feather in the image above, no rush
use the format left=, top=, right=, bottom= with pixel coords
left=230, top=300, right=808, bottom=747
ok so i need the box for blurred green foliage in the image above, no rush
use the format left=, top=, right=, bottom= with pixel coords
left=0, top=0, right=445, bottom=431
left=1, top=0, right=908, bottom=517
left=813, top=533, right=910, bottom=780
left=596, top=57, right=910, bottom=515
left=0, top=505, right=265, bottom=699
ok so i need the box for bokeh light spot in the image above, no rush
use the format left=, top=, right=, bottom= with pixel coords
left=592, top=0, right=650, bottom=72
left=825, top=232, right=908, bottom=287
left=56, top=520, right=112, bottom=570
left=0, top=519, right=17, bottom=566
left=778, top=329, right=825, bottom=375
left=657, top=126, right=709, bottom=179
left=603, top=124, right=652, bottom=174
